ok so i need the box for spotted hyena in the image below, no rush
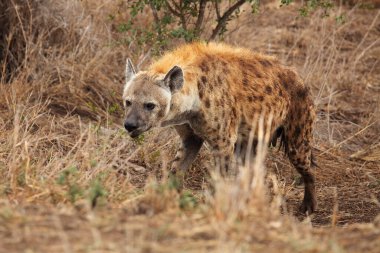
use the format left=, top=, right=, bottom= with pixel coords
left=122, top=42, right=317, bottom=214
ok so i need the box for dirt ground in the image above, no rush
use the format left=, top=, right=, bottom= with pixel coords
left=0, top=1, right=379, bottom=252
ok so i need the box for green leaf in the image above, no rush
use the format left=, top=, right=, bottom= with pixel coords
left=280, top=0, right=294, bottom=6
left=89, top=179, right=107, bottom=208
left=335, top=14, right=346, bottom=25
left=179, top=191, right=197, bottom=210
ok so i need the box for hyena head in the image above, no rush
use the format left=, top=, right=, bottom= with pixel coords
left=122, top=59, right=184, bottom=138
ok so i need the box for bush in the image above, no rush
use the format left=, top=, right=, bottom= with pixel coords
left=111, top=0, right=337, bottom=54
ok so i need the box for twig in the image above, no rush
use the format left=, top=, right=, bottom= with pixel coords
left=166, top=2, right=180, bottom=17
left=351, top=10, right=380, bottom=59
left=318, top=121, right=377, bottom=157
left=10, top=0, right=28, bottom=68
left=209, top=0, right=246, bottom=41
left=353, top=37, right=380, bottom=69
left=214, top=0, right=221, bottom=20
left=149, top=3, right=160, bottom=25
left=178, top=0, right=188, bottom=30
left=167, top=0, right=187, bottom=30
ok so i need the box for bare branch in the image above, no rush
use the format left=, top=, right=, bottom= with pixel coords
left=194, top=0, right=207, bottom=37
left=149, top=3, right=160, bottom=25
left=166, top=1, right=181, bottom=17
left=214, top=0, right=221, bottom=20
left=179, top=0, right=188, bottom=30
left=167, top=0, right=187, bottom=30
left=209, top=0, right=246, bottom=41
left=171, top=0, right=182, bottom=14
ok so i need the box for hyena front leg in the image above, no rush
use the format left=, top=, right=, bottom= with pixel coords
left=171, top=124, right=204, bottom=175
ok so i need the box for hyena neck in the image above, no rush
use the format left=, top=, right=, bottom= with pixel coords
left=160, top=90, right=200, bottom=127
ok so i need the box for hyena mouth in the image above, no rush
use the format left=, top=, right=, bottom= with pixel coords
left=129, top=126, right=152, bottom=138
left=130, top=131, right=141, bottom=139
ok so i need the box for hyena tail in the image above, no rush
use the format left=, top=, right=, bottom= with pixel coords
left=270, top=126, right=289, bottom=154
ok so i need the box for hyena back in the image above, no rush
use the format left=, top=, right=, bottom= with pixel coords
left=123, top=42, right=317, bottom=214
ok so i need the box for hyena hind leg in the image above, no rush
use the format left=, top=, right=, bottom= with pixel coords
left=286, top=130, right=317, bottom=214
left=171, top=124, right=204, bottom=174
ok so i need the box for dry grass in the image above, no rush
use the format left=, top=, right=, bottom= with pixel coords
left=0, top=0, right=379, bottom=252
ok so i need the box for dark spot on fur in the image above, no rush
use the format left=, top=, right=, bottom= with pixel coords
left=265, top=86, right=272, bottom=94
left=158, top=109, right=165, bottom=118
left=205, top=98, right=211, bottom=108
left=297, top=87, right=309, bottom=99
left=259, top=59, right=273, bottom=67
left=289, top=150, right=296, bottom=157
left=242, top=70, right=249, bottom=86
left=239, top=60, right=262, bottom=78
left=257, top=70, right=264, bottom=78
left=217, top=76, right=222, bottom=84
left=248, top=96, right=253, bottom=102
left=200, top=61, right=209, bottom=72
left=232, top=107, right=237, bottom=118
left=201, top=76, right=207, bottom=84
left=223, top=66, right=229, bottom=74
left=279, top=89, right=283, bottom=97
left=258, top=95, right=264, bottom=102
left=242, top=77, right=249, bottom=86
left=238, top=59, right=245, bottom=67
left=250, top=66, right=263, bottom=78
left=278, top=72, right=289, bottom=88
left=198, top=80, right=204, bottom=99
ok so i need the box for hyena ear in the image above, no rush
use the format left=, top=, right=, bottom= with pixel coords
left=164, top=66, right=184, bottom=93
left=125, top=58, right=136, bottom=82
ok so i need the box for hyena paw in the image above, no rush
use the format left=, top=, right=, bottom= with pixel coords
left=300, top=197, right=317, bottom=215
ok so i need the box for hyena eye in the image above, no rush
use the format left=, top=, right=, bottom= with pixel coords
left=144, top=102, right=156, bottom=111
left=125, top=100, right=132, bottom=107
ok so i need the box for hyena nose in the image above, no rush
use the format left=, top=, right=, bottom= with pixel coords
left=124, top=122, right=138, bottom=132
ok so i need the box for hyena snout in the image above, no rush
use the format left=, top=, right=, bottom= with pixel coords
left=124, top=120, right=139, bottom=133
left=124, top=112, right=142, bottom=133
left=124, top=115, right=150, bottom=138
